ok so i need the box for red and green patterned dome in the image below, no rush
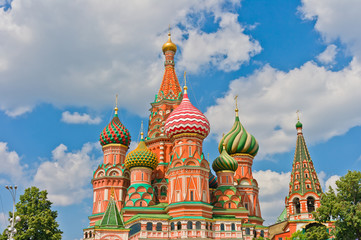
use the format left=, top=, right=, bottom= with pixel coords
left=212, top=145, right=238, bottom=173
left=100, top=108, right=131, bottom=147
left=125, top=138, right=158, bottom=170
left=165, top=88, right=210, bottom=139
left=218, top=110, right=259, bottom=157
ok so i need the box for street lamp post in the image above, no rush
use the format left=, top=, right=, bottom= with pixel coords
left=5, top=185, right=21, bottom=240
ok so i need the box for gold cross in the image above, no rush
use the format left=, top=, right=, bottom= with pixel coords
left=296, top=110, right=300, bottom=121
left=234, top=95, right=238, bottom=109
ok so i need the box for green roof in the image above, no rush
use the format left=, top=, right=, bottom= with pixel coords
left=289, top=123, right=323, bottom=196
left=99, top=197, right=124, bottom=228
left=276, top=208, right=287, bottom=223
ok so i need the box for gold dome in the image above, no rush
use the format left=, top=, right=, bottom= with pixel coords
left=162, top=32, right=177, bottom=53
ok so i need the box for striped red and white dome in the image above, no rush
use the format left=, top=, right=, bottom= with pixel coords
left=165, top=91, right=210, bottom=138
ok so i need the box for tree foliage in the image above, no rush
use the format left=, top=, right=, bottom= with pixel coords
left=290, top=224, right=329, bottom=240
left=1, top=186, right=62, bottom=240
left=314, top=170, right=361, bottom=240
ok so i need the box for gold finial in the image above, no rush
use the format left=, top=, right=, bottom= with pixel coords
left=140, top=121, right=144, bottom=140
left=296, top=110, right=300, bottom=121
left=168, top=24, right=171, bottom=36
left=184, top=71, right=188, bottom=93
left=222, top=142, right=226, bottom=150
left=110, top=187, right=115, bottom=200
left=234, top=95, right=239, bottom=116
left=115, top=94, right=118, bottom=115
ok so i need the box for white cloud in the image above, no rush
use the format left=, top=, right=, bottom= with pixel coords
left=300, top=0, right=361, bottom=59
left=317, top=44, right=338, bottom=64
left=0, top=142, right=26, bottom=183
left=0, top=212, right=8, bottom=232
left=205, top=58, right=361, bottom=156
left=325, top=175, right=340, bottom=191
left=33, top=142, right=101, bottom=206
left=61, top=111, right=101, bottom=124
left=0, top=0, right=259, bottom=117
left=178, top=12, right=261, bottom=73
left=254, top=170, right=290, bottom=225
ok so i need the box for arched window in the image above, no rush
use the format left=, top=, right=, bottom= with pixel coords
left=156, top=222, right=162, bottom=231
left=139, top=201, right=143, bottom=207
left=206, top=222, right=209, bottom=230
left=210, top=223, right=212, bottom=230
left=146, top=222, right=153, bottom=231
left=228, top=202, right=232, bottom=208
left=177, top=221, right=182, bottom=230
left=293, top=198, right=301, bottom=214
left=220, top=223, right=225, bottom=231
left=260, top=230, right=264, bottom=237
left=231, top=223, right=235, bottom=231
left=245, top=203, right=248, bottom=210
left=187, top=221, right=193, bottom=229
left=190, top=191, right=194, bottom=201
left=196, top=221, right=201, bottom=229
left=84, top=232, right=88, bottom=238
left=245, top=228, right=250, bottom=235
left=171, top=222, right=175, bottom=231
left=254, top=229, right=257, bottom=237
left=307, top=196, right=315, bottom=212
left=89, top=232, right=92, bottom=237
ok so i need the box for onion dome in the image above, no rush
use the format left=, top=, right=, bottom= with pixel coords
left=100, top=106, right=131, bottom=147
left=296, top=120, right=303, bottom=128
left=212, top=145, right=238, bottom=173
left=125, top=133, right=158, bottom=170
left=165, top=86, right=210, bottom=139
left=218, top=108, right=259, bottom=156
left=162, top=32, right=177, bottom=53
left=209, top=171, right=218, bottom=189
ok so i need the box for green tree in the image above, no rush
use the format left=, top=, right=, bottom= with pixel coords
left=290, top=224, right=329, bottom=240
left=1, top=186, right=62, bottom=240
left=291, top=230, right=307, bottom=240
left=314, top=170, right=361, bottom=240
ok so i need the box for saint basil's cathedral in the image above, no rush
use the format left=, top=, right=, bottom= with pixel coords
left=82, top=33, right=330, bottom=240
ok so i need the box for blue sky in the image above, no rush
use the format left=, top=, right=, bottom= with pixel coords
left=1, top=0, right=361, bottom=239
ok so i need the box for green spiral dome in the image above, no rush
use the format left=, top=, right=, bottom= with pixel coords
left=125, top=139, right=158, bottom=170
left=212, top=146, right=238, bottom=172
left=218, top=115, right=259, bottom=157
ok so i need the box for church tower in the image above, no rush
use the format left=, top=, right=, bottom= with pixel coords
left=146, top=31, right=182, bottom=203
left=218, top=101, right=262, bottom=224
left=164, top=82, right=212, bottom=219
left=285, top=119, right=322, bottom=220
left=88, top=103, right=131, bottom=226
left=269, top=118, right=325, bottom=239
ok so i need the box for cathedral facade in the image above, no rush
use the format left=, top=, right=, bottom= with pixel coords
left=82, top=33, right=268, bottom=240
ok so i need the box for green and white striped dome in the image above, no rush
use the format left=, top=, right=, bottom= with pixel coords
left=212, top=146, right=238, bottom=172
left=218, top=113, right=259, bottom=157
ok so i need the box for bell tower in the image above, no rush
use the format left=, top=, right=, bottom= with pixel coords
left=285, top=118, right=322, bottom=220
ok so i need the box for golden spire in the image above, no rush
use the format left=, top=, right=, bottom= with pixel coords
left=115, top=94, right=118, bottom=115
left=234, top=95, right=239, bottom=117
left=184, top=71, right=188, bottom=93
left=296, top=110, right=300, bottom=121
left=140, top=121, right=144, bottom=140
